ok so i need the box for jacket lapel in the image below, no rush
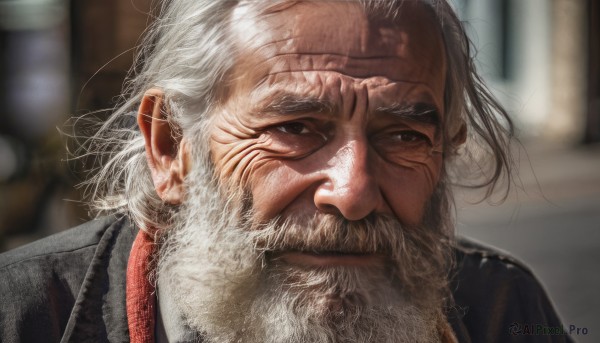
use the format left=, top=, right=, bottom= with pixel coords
left=61, top=216, right=137, bottom=343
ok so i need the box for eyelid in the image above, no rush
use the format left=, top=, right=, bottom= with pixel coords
left=258, top=118, right=330, bottom=160
left=271, top=118, right=330, bottom=140
left=373, top=126, right=434, bottom=142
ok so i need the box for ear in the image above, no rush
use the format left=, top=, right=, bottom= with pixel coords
left=138, top=89, right=189, bottom=204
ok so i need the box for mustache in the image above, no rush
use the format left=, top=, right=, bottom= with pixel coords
left=248, top=212, right=452, bottom=294
left=251, top=213, right=430, bottom=259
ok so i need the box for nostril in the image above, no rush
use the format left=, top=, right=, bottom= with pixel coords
left=317, top=203, right=341, bottom=216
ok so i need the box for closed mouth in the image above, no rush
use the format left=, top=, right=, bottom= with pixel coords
left=270, top=250, right=384, bottom=267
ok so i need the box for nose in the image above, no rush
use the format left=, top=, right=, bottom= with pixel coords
left=313, top=140, right=381, bottom=221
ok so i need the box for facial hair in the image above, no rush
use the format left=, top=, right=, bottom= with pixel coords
left=156, top=157, right=454, bottom=343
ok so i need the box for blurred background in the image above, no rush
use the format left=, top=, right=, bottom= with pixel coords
left=0, top=0, right=598, bottom=341
left=451, top=1, right=599, bottom=342
left=0, top=0, right=152, bottom=247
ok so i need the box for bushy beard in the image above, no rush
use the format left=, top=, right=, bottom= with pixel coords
left=156, top=156, right=454, bottom=343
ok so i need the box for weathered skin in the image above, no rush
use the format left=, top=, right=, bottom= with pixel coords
left=208, top=1, right=447, bottom=232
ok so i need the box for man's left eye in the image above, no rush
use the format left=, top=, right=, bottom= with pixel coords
left=388, top=131, right=431, bottom=144
left=276, top=122, right=310, bottom=135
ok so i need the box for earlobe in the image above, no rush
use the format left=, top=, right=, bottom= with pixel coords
left=138, top=88, right=187, bottom=204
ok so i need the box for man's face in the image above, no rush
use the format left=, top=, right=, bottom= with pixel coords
left=157, top=2, right=452, bottom=341
left=210, top=2, right=446, bottom=233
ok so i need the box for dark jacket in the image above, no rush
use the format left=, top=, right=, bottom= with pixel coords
left=0, top=216, right=573, bottom=342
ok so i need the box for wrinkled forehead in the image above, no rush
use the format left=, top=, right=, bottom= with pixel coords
left=230, top=0, right=446, bottom=93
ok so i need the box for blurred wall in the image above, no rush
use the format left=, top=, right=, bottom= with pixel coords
left=72, top=0, right=153, bottom=111
left=587, top=0, right=600, bottom=142
left=452, top=0, right=597, bottom=145
left=0, top=0, right=153, bottom=251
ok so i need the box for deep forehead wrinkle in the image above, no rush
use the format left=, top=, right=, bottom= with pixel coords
left=254, top=93, right=336, bottom=118
left=254, top=1, right=443, bottom=59
left=232, top=1, right=446, bottom=76
left=256, top=53, right=444, bottom=95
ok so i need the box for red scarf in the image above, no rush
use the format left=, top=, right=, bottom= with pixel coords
left=126, top=230, right=156, bottom=343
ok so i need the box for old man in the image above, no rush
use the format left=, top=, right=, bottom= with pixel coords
left=0, top=0, right=572, bottom=342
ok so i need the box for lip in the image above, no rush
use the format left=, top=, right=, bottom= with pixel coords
left=273, top=251, right=384, bottom=267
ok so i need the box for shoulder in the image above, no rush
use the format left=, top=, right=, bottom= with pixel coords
left=451, top=236, right=572, bottom=342
left=451, top=236, right=546, bottom=319
left=0, top=215, right=130, bottom=343
left=453, top=235, right=537, bottom=286
left=0, top=216, right=119, bottom=269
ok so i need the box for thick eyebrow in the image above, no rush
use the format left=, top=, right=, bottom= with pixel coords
left=374, top=102, right=441, bottom=128
left=255, top=93, right=335, bottom=117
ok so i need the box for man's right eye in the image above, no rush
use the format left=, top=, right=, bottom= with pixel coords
left=276, top=122, right=310, bottom=135
left=262, top=120, right=328, bottom=159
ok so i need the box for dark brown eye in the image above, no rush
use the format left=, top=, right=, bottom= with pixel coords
left=264, top=121, right=328, bottom=159
left=389, top=131, right=430, bottom=144
left=276, top=122, right=310, bottom=135
left=371, top=130, right=433, bottom=161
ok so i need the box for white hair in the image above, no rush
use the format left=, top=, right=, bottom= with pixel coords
left=79, top=0, right=514, bottom=232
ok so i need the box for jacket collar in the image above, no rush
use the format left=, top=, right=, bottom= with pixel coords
left=61, top=216, right=137, bottom=343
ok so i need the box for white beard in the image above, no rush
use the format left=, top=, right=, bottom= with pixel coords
left=156, top=160, right=452, bottom=343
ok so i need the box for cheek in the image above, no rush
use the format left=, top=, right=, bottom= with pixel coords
left=379, top=157, right=442, bottom=226
left=209, top=112, right=269, bottom=186
left=210, top=125, right=314, bottom=219
left=249, top=162, right=315, bottom=221
left=211, top=134, right=274, bottom=190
